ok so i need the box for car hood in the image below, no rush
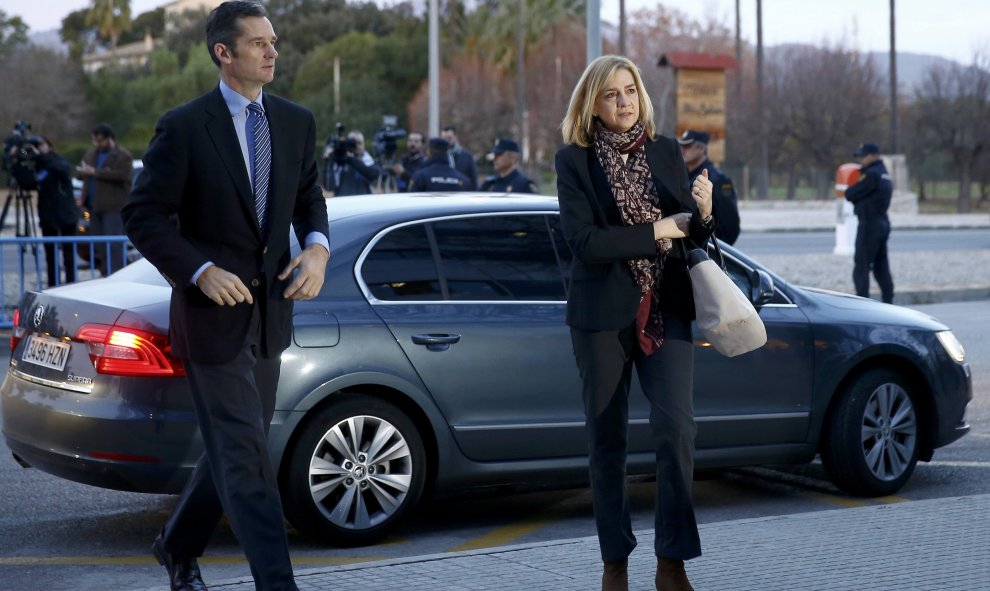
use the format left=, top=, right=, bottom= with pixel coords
left=797, top=286, right=949, bottom=332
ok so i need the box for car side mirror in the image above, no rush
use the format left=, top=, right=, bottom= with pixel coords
left=750, top=269, right=775, bottom=308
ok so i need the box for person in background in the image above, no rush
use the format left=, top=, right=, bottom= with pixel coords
left=122, top=2, right=330, bottom=589
left=325, top=130, right=381, bottom=196
left=392, top=131, right=426, bottom=192
left=35, top=137, right=80, bottom=286
left=556, top=55, right=714, bottom=591
left=75, top=123, right=132, bottom=275
left=677, top=129, right=740, bottom=245
left=481, top=138, right=538, bottom=194
left=844, top=142, right=894, bottom=303
left=440, top=125, right=478, bottom=190
left=408, top=137, right=469, bottom=192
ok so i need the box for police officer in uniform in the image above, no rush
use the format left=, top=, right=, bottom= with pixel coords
left=481, top=138, right=538, bottom=194
left=844, top=142, right=894, bottom=303
left=677, top=130, right=741, bottom=245
left=408, top=137, right=470, bottom=192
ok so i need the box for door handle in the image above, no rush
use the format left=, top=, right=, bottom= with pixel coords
left=411, top=333, right=461, bottom=351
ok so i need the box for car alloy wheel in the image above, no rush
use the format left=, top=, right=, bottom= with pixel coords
left=821, top=368, right=920, bottom=497
left=283, top=394, right=427, bottom=545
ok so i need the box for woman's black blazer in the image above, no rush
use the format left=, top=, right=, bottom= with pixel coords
left=555, top=135, right=713, bottom=331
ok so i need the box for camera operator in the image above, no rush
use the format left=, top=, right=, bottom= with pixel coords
left=32, top=137, right=80, bottom=286
left=75, top=123, right=133, bottom=276
left=392, top=132, right=426, bottom=192
left=323, top=130, right=381, bottom=196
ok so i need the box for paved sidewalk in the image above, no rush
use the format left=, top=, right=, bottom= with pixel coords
left=153, top=494, right=988, bottom=591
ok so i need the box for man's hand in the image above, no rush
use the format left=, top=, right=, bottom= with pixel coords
left=197, top=265, right=254, bottom=306
left=279, top=244, right=330, bottom=300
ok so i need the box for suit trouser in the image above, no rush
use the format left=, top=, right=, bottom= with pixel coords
left=162, top=306, right=297, bottom=591
left=853, top=216, right=894, bottom=303
left=570, top=313, right=702, bottom=563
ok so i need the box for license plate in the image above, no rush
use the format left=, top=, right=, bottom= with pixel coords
left=21, top=334, right=71, bottom=372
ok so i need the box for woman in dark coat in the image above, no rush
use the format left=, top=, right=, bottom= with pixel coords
left=556, top=55, right=714, bottom=591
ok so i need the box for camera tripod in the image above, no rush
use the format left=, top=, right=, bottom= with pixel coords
left=0, top=178, right=39, bottom=238
left=0, top=179, right=42, bottom=284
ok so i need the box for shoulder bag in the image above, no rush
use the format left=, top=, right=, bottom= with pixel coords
left=681, top=237, right=767, bottom=357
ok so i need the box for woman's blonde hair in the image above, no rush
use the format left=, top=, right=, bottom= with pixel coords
left=561, top=55, right=656, bottom=147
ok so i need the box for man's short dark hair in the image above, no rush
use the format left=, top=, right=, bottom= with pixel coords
left=91, top=123, right=115, bottom=140
left=441, top=125, right=457, bottom=135
left=206, top=1, right=268, bottom=68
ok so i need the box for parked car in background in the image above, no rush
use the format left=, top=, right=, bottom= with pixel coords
left=1, top=193, right=972, bottom=546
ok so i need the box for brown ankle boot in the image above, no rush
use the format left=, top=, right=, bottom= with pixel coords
left=602, top=558, right=628, bottom=591
left=656, top=557, right=694, bottom=591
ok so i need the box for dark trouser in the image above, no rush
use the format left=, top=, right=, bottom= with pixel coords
left=853, top=216, right=894, bottom=303
left=89, top=210, right=126, bottom=275
left=40, top=222, right=77, bottom=287
left=570, top=313, right=701, bottom=563
left=161, top=307, right=297, bottom=590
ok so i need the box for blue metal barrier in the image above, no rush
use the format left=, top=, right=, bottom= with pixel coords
left=0, top=235, right=133, bottom=328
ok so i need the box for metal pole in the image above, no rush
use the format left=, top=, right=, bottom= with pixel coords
left=517, top=0, right=528, bottom=163
left=333, top=56, right=340, bottom=115
left=756, top=0, right=768, bottom=199
left=428, top=0, right=440, bottom=137
left=889, top=0, right=898, bottom=153
left=735, top=0, right=742, bottom=100
left=587, top=0, right=601, bottom=63
left=619, top=0, right=626, bottom=56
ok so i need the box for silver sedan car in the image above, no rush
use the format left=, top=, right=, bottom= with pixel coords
left=2, top=194, right=972, bottom=546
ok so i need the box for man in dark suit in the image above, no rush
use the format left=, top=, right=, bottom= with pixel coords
left=440, top=125, right=478, bottom=190
left=122, top=3, right=329, bottom=590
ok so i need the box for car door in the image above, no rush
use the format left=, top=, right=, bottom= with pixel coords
left=690, top=252, right=815, bottom=450
left=361, top=213, right=587, bottom=462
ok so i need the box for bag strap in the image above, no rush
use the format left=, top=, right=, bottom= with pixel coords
left=678, top=232, right=726, bottom=271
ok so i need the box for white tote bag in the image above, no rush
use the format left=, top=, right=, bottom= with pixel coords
left=682, top=238, right=767, bottom=357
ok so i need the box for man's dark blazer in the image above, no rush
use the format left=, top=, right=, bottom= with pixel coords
left=556, top=135, right=713, bottom=332
left=123, top=87, right=329, bottom=364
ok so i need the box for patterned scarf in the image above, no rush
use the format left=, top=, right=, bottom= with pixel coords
left=593, top=120, right=671, bottom=354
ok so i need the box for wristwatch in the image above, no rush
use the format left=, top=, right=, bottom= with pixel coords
left=701, top=214, right=715, bottom=228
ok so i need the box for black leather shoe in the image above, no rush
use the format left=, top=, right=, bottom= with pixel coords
left=152, top=535, right=208, bottom=591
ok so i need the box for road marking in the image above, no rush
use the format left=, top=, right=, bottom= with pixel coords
left=803, top=493, right=911, bottom=508
left=926, top=460, right=990, bottom=468
left=449, top=518, right=553, bottom=552
left=0, top=555, right=381, bottom=567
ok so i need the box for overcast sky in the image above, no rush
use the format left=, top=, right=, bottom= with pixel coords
left=3, top=0, right=987, bottom=64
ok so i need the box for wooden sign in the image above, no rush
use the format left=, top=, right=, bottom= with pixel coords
left=659, top=53, right=737, bottom=166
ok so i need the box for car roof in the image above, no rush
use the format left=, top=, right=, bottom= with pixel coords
left=327, top=193, right=559, bottom=225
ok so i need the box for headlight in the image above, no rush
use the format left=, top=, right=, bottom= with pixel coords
left=936, top=330, right=966, bottom=364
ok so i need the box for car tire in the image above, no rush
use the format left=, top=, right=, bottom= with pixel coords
left=283, top=393, right=427, bottom=546
left=821, top=368, right=919, bottom=497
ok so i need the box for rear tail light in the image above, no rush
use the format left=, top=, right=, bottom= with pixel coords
left=10, top=308, right=24, bottom=351
left=75, top=324, right=185, bottom=377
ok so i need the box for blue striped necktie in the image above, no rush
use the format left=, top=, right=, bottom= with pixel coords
left=246, top=101, right=270, bottom=232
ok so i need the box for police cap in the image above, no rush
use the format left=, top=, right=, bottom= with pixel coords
left=677, top=130, right=710, bottom=145
left=852, top=142, right=880, bottom=157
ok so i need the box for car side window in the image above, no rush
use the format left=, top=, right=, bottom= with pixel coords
left=431, top=215, right=567, bottom=301
left=362, top=224, right=443, bottom=300
left=546, top=214, right=572, bottom=293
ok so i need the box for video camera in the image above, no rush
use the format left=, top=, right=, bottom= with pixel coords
left=322, top=122, right=358, bottom=166
left=3, top=121, right=42, bottom=190
left=373, top=115, right=406, bottom=164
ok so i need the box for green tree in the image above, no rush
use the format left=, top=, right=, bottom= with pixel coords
left=119, top=7, right=164, bottom=45
left=86, top=0, right=133, bottom=50
left=60, top=9, right=93, bottom=61
left=0, top=9, right=29, bottom=53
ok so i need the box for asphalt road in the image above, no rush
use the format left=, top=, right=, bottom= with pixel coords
left=735, top=227, right=989, bottom=254
left=0, top=300, right=986, bottom=591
